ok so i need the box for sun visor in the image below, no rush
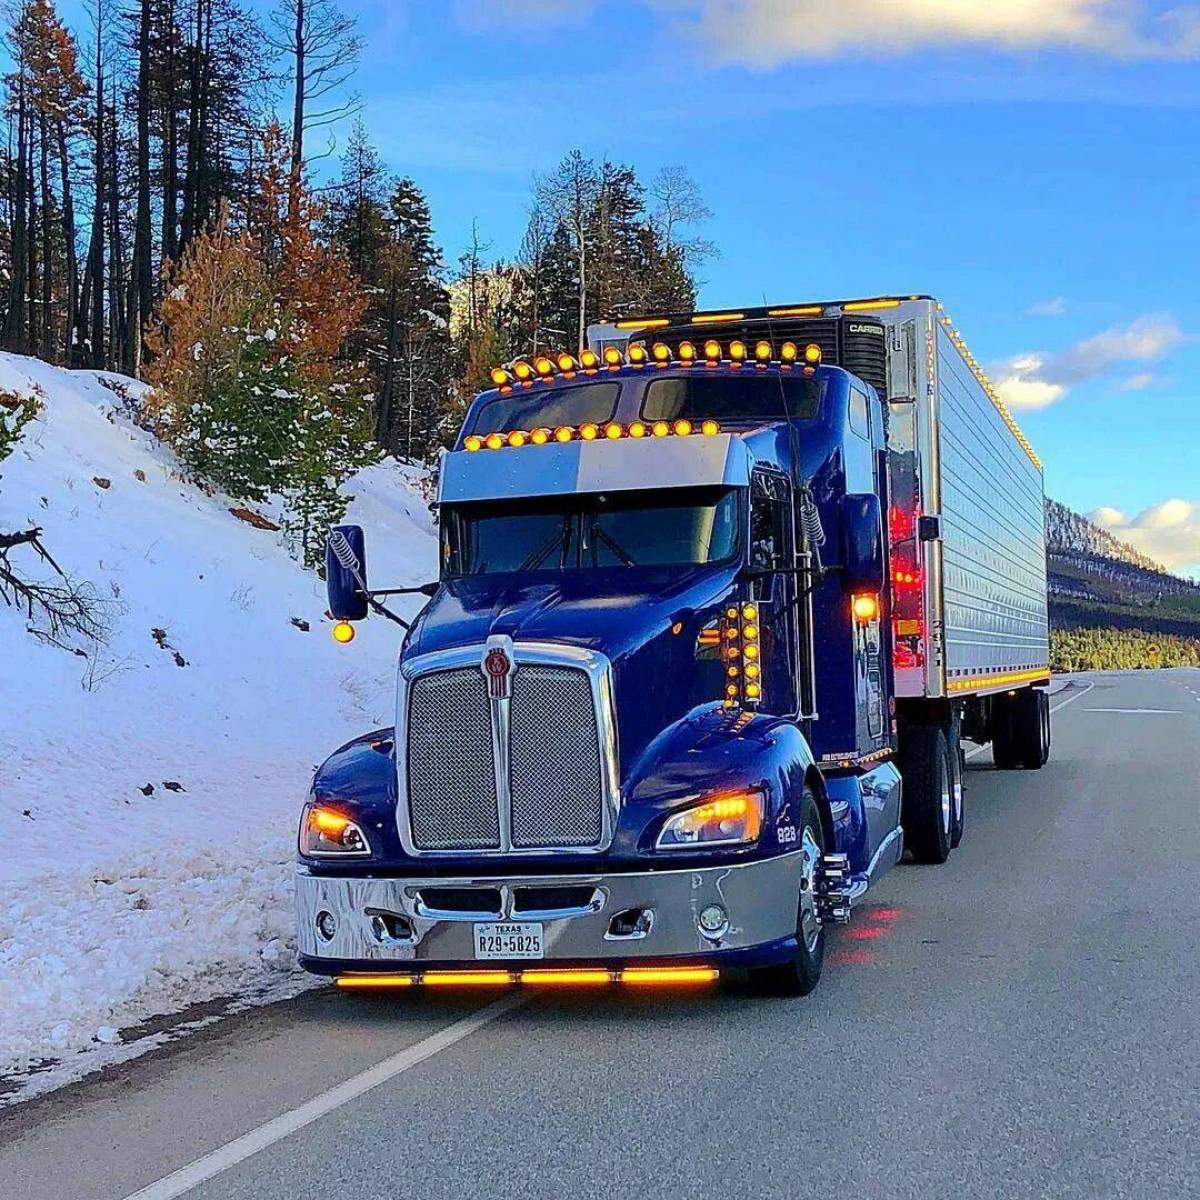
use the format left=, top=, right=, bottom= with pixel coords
left=440, top=433, right=751, bottom=504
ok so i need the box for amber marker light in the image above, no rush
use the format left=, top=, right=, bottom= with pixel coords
left=768, top=305, right=823, bottom=318
left=804, top=343, right=822, bottom=365
left=485, top=433, right=504, bottom=450
left=755, top=340, right=772, bottom=363
left=336, top=975, right=415, bottom=989
left=780, top=341, right=798, bottom=363
left=579, top=349, right=599, bottom=370
left=531, top=427, right=551, bottom=445
left=700, top=419, right=720, bottom=436
left=312, top=807, right=351, bottom=836
left=745, top=683, right=762, bottom=699
left=579, top=422, right=599, bottom=441
left=557, top=353, right=577, bottom=373
left=628, top=420, right=647, bottom=438
left=422, top=971, right=513, bottom=987
left=678, top=341, right=696, bottom=363
left=742, top=603, right=758, bottom=620
left=852, top=593, right=880, bottom=622
left=463, top=434, right=483, bottom=452
left=603, top=346, right=624, bottom=367
left=616, top=317, right=669, bottom=329
left=534, top=356, right=554, bottom=377
left=627, top=344, right=648, bottom=365
left=605, top=422, right=624, bottom=440
left=513, top=360, right=534, bottom=382
left=331, top=620, right=356, bottom=645
left=489, top=367, right=510, bottom=386
left=743, top=643, right=759, bottom=660
left=521, top=969, right=612, bottom=986
left=652, top=342, right=672, bottom=364
left=507, top=430, right=527, bottom=448
left=844, top=298, right=901, bottom=311
left=729, top=340, right=746, bottom=363
left=652, top=420, right=670, bottom=437
left=703, top=340, right=721, bottom=363
left=621, top=966, right=719, bottom=986
left=554, top=425, right=574, bottom=443
left=673, top=418, right=693, bottom=436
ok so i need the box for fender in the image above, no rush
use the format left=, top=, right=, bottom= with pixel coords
left=613, top=702, right=816, bottom=858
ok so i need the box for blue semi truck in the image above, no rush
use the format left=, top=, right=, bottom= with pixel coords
left=296, top=295, right=1051, bottom=995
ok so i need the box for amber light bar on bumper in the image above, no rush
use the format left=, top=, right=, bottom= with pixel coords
left=463, top=419, right=722, bottom=452
left=335, top=966, right=720, bottom=989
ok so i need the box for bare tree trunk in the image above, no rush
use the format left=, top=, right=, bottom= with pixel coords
left=288, top=0, right=305, bottom=225
left=85, top=44, right=106, bottom=368
left=162, top=0, right=178, bottom=265
left=39, top=114, right=53, bottom=361
left=128, top=0, right=153, bottom=375
left=106, top=88, right=126, bottom=365
left=377, top=271, right=397, bottom=447
left=57, top=121, right=80, bottom=365
left=3, top=74, right=28, bottom=352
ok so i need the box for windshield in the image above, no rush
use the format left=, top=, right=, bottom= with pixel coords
left=642, top=374, right=824, bottom=423
left=466, top=382, right=620, bottom=435
left=442, top=487, right=741, bottom=576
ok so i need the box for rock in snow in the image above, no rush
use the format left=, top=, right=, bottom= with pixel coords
left=0, top=351, right=437, bottom=1098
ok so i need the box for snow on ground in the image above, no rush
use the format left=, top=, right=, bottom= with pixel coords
left=0, top=352, right=437, bottom=1101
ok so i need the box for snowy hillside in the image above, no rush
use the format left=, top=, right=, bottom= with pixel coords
left=0, top=353, right=437, bottom=1099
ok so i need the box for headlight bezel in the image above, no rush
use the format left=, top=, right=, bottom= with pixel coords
left=299, top=801, right=373, bottom=858
left=654, top=790, right=764, bottom=851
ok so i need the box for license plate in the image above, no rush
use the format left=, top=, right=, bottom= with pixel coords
left=473, top=922, right=544, bottom=960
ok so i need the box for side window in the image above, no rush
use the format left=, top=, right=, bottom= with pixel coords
left=749, top=471, right=790, bottom=573
left=845, top=387, right=875, bottom=493
left=849, top=387, right=871, bottom=439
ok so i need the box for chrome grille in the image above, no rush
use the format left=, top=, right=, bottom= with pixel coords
left=402, top=652, right=609, bottom=854
left=407, top=667, right=499, bottom=850
left=509, top=666, right=603, bottom=848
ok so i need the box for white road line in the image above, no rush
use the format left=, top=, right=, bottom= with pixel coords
left=1083, top=707, right=1184, bottom=715
left=121, top=992, right=527, bottom=1200
left=964, top=681, right=1095, bottom=760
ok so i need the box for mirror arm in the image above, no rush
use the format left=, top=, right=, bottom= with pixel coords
left=369, top=583, right=438, bottom=598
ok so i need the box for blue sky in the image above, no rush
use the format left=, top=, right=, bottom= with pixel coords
left=56, top=0, right=1200, bottom=573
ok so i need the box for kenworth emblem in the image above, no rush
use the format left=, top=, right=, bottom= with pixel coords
left=484, top=646, right=513, bottom=699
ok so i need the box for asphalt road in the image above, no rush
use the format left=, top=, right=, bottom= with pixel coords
left=4, top=669, right=1199, bottom=1200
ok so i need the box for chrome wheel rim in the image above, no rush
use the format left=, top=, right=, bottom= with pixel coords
left=940, top=771, right=952, bottom=834
left=798, top=826, right=822, bottom=953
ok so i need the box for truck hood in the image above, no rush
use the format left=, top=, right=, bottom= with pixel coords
left=409, top=565, right=738, bottom=661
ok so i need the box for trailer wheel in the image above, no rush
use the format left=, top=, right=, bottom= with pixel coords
left=1021, top=689, right=1051, bottom=770
left=993, top=689, right=1047, bottom=770
left=750, top=789, right=825, bottom=997
left=900, top=725, right=953, bottom=864
left=950, top=737, right=966, bottom=849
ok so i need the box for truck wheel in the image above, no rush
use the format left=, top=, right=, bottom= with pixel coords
left=900, top=725, right=953, bottom=864
left=950, top=738, right=966, bottom=849
left=750, top=789, right=825, bottom=997
left=991, top=700, right=1021, bottom=770
left=1021, top=689, right=1051, bottom=769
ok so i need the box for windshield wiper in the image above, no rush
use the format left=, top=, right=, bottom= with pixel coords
left=517, top=520, right=571, bottom=571
left=587, top=522, right=636, bottom=567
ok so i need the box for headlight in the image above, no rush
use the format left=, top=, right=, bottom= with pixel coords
left=299, top=803, right=372, bottom=856
left=655, top=792, right=763, bottom=850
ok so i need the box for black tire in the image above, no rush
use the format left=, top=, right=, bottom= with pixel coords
left=991, top=699, right=1022, bottom=770
left=750, top=789, right=826, bottom=997
left=900, top=725, right=953, bottom=864
left=950, top=736, right=966, bottom=849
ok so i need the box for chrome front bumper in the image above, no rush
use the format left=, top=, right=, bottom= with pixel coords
left=295, top=853, right=804, bottom=966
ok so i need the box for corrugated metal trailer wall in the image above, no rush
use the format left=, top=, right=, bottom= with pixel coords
left=932, top=320, right=1049, bottom=693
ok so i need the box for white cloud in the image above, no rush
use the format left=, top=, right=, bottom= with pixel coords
left=992, top=313, right=1184, bottom=410
left=1090, top=499, right=1200, bottom=577
left=1117, top=371, right=1155, bottom=391
left=1026, top=297, right=1068, bottom=317
left=655, top=0, right=1200, bottom=65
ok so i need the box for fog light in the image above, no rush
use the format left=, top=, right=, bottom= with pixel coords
left=315, top=910, right=337, bottom=942
left=698, top=904, right=729, bottom=940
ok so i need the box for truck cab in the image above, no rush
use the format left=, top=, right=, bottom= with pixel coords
left=297, top=299, right=1049, bottom=995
